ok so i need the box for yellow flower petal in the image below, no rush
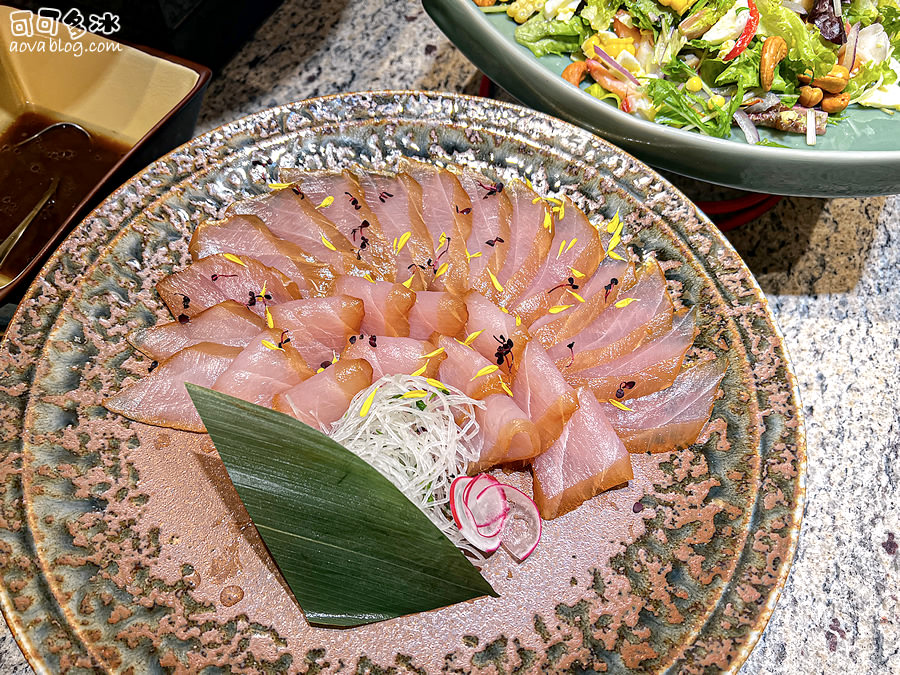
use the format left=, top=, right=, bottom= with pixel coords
left=557, top=240, right=568, bottom=259
left=261, top=339, right=282, bottom=351
left=545, top=197, right=562, bottom=206
left=515, top=315, right=522, bottom=326
left=421, top=347, right=445, bottom=358
left=261, top=281, right=267, bottom=296
left=321, top=234, right=337, bottom=251
left=608, top=250, right=626, bottom=261
left=470, top=365, right=500, bottom=380
left=401, top=390, right=428, bottom=399
left=359, top=386, right=380, bottom=417
left=466, top=249, right=482, bottom=260
left=487, top=269, right=504, bottom=292
left=463, top=329, right=483, bottom=346
left=543, top=211, right=553, bottom=230
left=570, top=267, right=585, bottom=279
left=396, top=231, right=411, bottom=254
left=566, top=238, right=577, bottom=252
left=223, top=253, right=247, bottom=267
left=607, top=398, right=633, bottom=411
left=267, top=182, right=292, bottom=190
left=558, top=202, right=565, bottom=220
left=435, top=262, right=449, bottom=278
left=567, top=289, right=585, bottom=303
left=606, top=210, right=621, bottom=234
left=317, top=195, right=334, bottom=209
left=615, top=297, right=638, bottom=308
left=364, top=273, right=376, bottom=283
left=402, top=274, right=415, bottom=288
left=426, top=377, right=449, bottom=391
left=265, top=307, right=274, bottom=329
left=549, top=304, right=573, bottom=314
left=411, top=364, right=428, bottom=377
left=532, top=196, right=542, bottom=204
left=501, top=382, right=514, bottom=397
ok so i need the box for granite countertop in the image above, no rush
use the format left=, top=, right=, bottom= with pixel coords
left=0, top=1, right=897, bottom=672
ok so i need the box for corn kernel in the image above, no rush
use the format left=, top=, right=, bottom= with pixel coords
left=582, top=33, right=635, bottom=60
left=657, top=0, right=699, bottom=14
left=686, top=76, right=703, bottom=93
left=708, top=94, right=726, bottom=110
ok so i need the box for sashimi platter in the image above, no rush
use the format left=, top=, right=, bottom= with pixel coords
left=0, top=92, right=805, bottom=672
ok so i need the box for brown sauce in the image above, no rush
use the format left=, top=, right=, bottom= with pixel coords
left=0, top=111, right=130, bottom=284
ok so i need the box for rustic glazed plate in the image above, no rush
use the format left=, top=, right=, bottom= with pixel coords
left=0, top=91, right=805, bottom=673
left=423, top=0, right=900, bottom=197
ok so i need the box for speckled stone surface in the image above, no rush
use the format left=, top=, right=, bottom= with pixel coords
left=0, top=0, right=896, bottom=671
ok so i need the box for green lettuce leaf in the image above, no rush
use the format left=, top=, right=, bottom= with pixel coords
left=586, top=82, right=624, bottom=106
left=515, top=14, right=591, bottom=57
left=845, top=0, right=880, bottom=24
left=582, top=0, right=624, bottom=30
left=714, top=40, right=762, bottom=88
left=877, top=2, right=900, bottom=50
left=643, top=78, right=744, bottom=137
left=845, top=58, right=900, bottom=98
left=755, top=0, right=838, bottom=76
left=624, top=0, right=677, bottom=34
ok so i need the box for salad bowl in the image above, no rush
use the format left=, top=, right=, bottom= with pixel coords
left=0, top=91, right=805, bottom=672
left=424, top=0, right=900, bottom=197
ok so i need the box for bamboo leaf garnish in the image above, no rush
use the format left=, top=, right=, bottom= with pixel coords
left=186, top=385, right=497, bottom=627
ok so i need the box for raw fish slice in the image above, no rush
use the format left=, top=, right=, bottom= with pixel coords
left=407, top=291, right=468, bottom=340
left=104, top=343, right=241, bottom=433
left=513, top=198, right=604, bottom=325
left=333, top=277, right=416, bottom=337
left=532, top=389, right=633, bottom=520
left=454, top=168, right=513, bottom=287
left=566, top=309, right=697, bottom=400
left=227, top=186, right=375, bottom=278
left=284, top=169, right=396, bottom=280
left=464, top=291, right=529, bottom=375
left=602, top=360, right=725, bottom=454
left=512, top=340, right=579, bottom=450
left=400, top=160, right=471, bottom=295
left=342, top=336, right=441, bottom=380
left=189, top=213, right=336, bottom=296
left=130, top=300, right=264, bottom=361
left=213, top=329, right=315, bottom=407
left=354, top=169, right=434, bottom=289
left=470, top=394, right=542, bottom=473
left=547, top=260, right=673, bottom=369
left=490, top=180, right=553, bottom=307
left=268, top=296, right=364, bottom=368
left=531, top=256, right=633, bottom=347
left=437, top=336, right=509, bottom=401
left=273, top=359, right=373, bottom=432
left=157, top=254, right=303, bottom=320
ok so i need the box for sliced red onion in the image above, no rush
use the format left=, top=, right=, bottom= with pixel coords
left=733, top=109, right=760, bottom=145
left=839, top=22, right=860, bottom=70
left=781, top=0, right=808, bottom=13
left=744, top=92, right=781, bottom=113
left=593, top=46, right=642, bottom=87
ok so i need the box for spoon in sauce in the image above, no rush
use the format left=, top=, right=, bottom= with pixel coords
left=0, top=177, right=60, bottom=287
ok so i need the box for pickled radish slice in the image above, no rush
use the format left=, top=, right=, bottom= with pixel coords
left=497, top=485, right=542, bottom=562
left=449, top=474, right=541, bottom=560
left=450, top=475, right=505, bottom=552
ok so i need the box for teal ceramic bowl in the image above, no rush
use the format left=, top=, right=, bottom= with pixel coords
left=424, top=0, right=900, bottom=197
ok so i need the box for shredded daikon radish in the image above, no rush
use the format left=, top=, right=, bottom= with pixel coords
left=329, top=374, right=486, bottom=560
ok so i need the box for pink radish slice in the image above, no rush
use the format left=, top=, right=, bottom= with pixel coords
left=449, top=475, right=506, bottom=552
left=497, top=485, right=542, bottom=562
left=463, top=475, right=509, bottom=540
left=450, top=475, right=474, bottom=529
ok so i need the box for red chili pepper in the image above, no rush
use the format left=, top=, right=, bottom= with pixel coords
left=723, top=0, right=760, bottom=61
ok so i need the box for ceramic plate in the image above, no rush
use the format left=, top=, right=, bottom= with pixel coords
left=423, top=0, right=900, bottom=197
left=0, top=91, right=805, bottom=673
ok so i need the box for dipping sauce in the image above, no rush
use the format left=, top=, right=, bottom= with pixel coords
left=0, top=111, right=130, bottom=285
